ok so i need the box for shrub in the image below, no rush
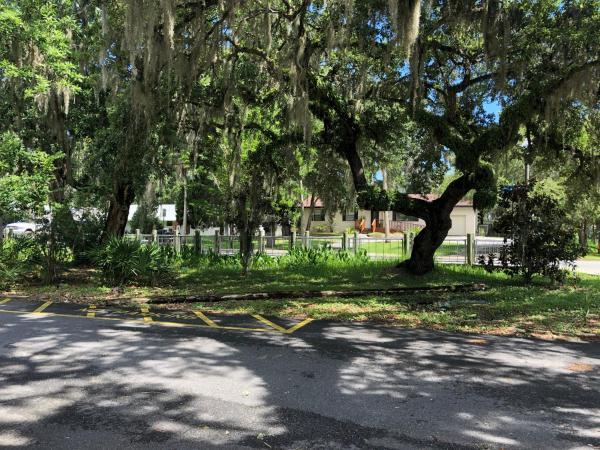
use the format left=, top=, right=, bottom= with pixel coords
left=279, top=243, right=369, bottom=268
left=0, top=236, right=37, bottom=289
left=92, top=236, right=176, bottom=286
left=483, top=183, right=583, bottom=283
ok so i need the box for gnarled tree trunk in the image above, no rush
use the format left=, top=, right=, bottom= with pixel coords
left=103, top=182, right=135, bottom=241
left=307, top=75, right=477, bottom=275
left=405, top=211, right=452, bottom=275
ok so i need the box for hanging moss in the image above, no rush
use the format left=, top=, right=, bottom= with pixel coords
left=388, top=0, right=421, bottom=55
left=544, top=65, right=600, bottom=122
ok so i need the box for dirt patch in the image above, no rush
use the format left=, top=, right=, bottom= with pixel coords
left=566, top=362, right=595, bottom=373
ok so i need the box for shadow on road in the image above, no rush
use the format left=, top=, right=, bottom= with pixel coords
left=0, top=313, right=598, bottom=448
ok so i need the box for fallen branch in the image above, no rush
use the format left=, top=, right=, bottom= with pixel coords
left=147, top=283, right=487, bottom=304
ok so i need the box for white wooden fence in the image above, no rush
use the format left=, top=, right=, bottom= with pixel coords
left=125, top=229, right=507, bottom=265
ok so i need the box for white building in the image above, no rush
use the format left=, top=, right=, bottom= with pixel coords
left=126, top=204, right=177, bottom=232
left=301, top=194, right=478, bottom=236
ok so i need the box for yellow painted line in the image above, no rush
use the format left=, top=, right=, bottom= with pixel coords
left=193, top=311, right=218, bottom=327
left=87, top=305, right=96, bottom=318
left=0, top=298, right=10, bottom=305
left=140, top=305, right=153, bottom=322
left=217, top=325, right=273, bottom=332
left=0, top=308, right=279, bottom=333
left=251, top=314, right=287, bottom=332
left=32, top=301, right=53, bottom=313
left=285, top=318, right=315, bottom=334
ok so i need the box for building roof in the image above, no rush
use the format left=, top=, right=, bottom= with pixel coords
left=301, top=194, right=473, bottom=209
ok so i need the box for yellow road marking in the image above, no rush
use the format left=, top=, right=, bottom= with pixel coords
left=193, top=311, right=218, bottom=327
left=251, top=314, right=287, bottom=332
left=140, top=305, right=152, bottom=322
left=33, top=301, right=53, bottom=313
left=285, top=318, right=314, bottom=334
left=0, top=304, right=315, bottom=335
left=0, top=298, right=10, bottom=305
left=0, top=308, right=278, bottom=332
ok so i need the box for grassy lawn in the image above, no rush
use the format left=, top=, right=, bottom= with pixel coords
left=194, top=274, right=599, bottom=341
left=357, top=240, right=465, bottom=258
left=4, top=262, right=598, bottom=341
left=8, top=262, right=504, bottom=299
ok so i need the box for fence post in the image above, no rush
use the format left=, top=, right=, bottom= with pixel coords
left=175, top=226, right=181, bottom=253
left=259, top=227, right=266, bottom=253
left=214, top=230, right=221, bottom=254
left=406, top=232, right=414, bottom=255
left=194, top=230, right=201, bottom=254
left=290, top=230, right=297, bottom=250
left=467, top=233, right=474, bottom=265
left=353, top=231, right=359, bottom=255
left=152, top=229, right=158, bottom=245
left=342, top=231, right=347, bottom=251
left=135, top=228, right=141, bottom=241
left=303, top=230, right=310, bottom=249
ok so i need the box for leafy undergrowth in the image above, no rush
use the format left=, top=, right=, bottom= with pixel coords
left=6, top=262, right=509, bottom=300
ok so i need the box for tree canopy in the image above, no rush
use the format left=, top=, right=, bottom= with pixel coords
left=1, top=0, right=598, bottom=274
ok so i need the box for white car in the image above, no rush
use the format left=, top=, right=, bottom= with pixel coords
left=3, top=222, right=40, bottom=236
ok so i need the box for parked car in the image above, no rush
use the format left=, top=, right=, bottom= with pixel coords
left=4, top=222, right=40, bottom=236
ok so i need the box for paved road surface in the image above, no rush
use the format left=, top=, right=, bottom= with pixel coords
left=575, top=259, right=600, bottom=275
left=0, top=300, right=598, bottom=449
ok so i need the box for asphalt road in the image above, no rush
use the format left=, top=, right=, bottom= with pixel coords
left=575, top=259, right=600, bottom=275
left=0, top=302, right=599, bottom=449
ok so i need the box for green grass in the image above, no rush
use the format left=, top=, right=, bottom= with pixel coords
left=7, top=261, right=506, bottom=299
left=357, top=240, right=465, bottom=258
left=583, top=242, right=600, bottom=260
left=5, top=260, right=598, bottom=340
left=194, top=274, right=599, bottom=340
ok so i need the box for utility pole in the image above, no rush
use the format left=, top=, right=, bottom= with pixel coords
left=182, top=165, right=188, bottom=235
left=299, top=179, right=305, bottom=233
left=382, top=166, right=391, bottom=241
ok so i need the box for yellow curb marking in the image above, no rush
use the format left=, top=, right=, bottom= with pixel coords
left=467, top=339, right=489, bottom=345
left=0, top=298, right=10, bottom=305
left=193, top=311, right=218, bottom=327
left=285, top=318, right=314, bottom=334
left=0, top=308, right=285, bottom=332
left=0, top=305, right=314, bottom=335
left=251, top=314, right=287, bottom=332
left=33, top=301, right=53, bottom=313
left=140, top=305, right=152, bottom=322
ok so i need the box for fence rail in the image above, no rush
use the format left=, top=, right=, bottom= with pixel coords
left=123, top=230, right=508, bottom=266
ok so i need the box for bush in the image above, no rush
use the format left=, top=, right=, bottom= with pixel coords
left=279, top=243, right=369, bottom=268
left=0, top=236, right=37, bottom=289
left=92, top=237, right=176, bottom=286
left=483, top=183, right=584, bottom=283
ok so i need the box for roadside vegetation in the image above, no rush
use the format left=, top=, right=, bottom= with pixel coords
left=196, top=275, right=599, bottom=340
left=3, top=242, right=598, bottom=340
left=1, top=1, right=598, bottom=343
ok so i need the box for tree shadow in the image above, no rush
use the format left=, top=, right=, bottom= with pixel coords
left=0, top=314, right=598, bottom=448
